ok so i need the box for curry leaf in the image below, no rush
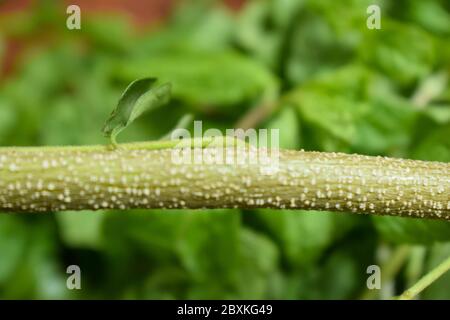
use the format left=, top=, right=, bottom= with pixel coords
left=102, top=78, right=172, bottom=145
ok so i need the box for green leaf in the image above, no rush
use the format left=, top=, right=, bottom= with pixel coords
left=0, top=215, right=28, bottom=284
left=82, top=15, right=134, bottom=52
left=55, top=211, right=104, bottom=249
left=412, top=124, right=450, bottom=162
left=102, top=209, right=281, bottom=298
left=140, top=267, right=189, bottom=299
left=285, top=64, right=419, bottom=154
left=265, top=106, right=300, bottom=149
left=373, top=216, right=450, bottom=244
left=234, top=0, right=282, bottom=69
left=353, top=96, right=418, bottom=156
left=422, top=243, right=450, bottom=299
left=285, top=65, right=372, bottom=148
left=132, top=1, right=234, bottom=55
left=271, top=227, right=376, bottom=299
left=250, top=210, right=358, bottom=267
left=292, top=91, right=366, bottom=144
left=284, top=12, right=355, bottom=85
left=174, top=210, right=241, bottom=284
left=102, top=78, right=172, bottom=145
left=422, top=105, right=450, bottom=125
left=359, top=20, right=437, bottom=86
left=186, top=227, right=279, bottom=299
left=0, top=216, right=69, bottom=299
left=187, top=227, right=278, bottom=299
left=116, top=51, right=278, bottom=110
left=102, top=210, right=241, bottom=291
left=400, top=0, right=450, bottom=36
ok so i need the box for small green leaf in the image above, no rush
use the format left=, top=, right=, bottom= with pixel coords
left=102, top=78, right=172, bottom=145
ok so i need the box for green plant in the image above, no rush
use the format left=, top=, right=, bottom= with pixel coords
left=1, top=78, right=448, bottom=219
left=0, top=140, right=448, bottom=220
left=1, top=0, right=449, bottom=300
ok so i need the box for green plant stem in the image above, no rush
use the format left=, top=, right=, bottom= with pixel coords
left=0, top=140, right=449, bottom=218
left=398, top=255, right=450, bottom=300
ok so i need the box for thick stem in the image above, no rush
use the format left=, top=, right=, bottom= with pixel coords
left=0, top=142, right=449, bottom=219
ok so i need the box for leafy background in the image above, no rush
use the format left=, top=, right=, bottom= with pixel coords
left=0, top=0, right=449, bottom=299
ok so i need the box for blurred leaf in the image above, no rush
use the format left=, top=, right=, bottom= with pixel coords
left=234, top=0, right=282, bottom=69
left=374, top=216, right=450, bottom=244
left=1, top=0, right=450, bottom=299
left=102, top=209, right=281, bottom=298
left=354, top=96, right=418, bottom=156
left=272, top=225, right=376, bottom=299
left=0, top=1, right=62, bottom=37
left=411, top=72, right=448, bottom=108
left=284, top=12, right=353, bottom=85
left=102, top=210, right=241, bottom=293
left=132, top=5, right=234, bottom=56
left=265, top=106, right=300, bottom=149
left=170, top=2, right=235, bottom=52
left=422, top=243, right=450, bottom=299
left=0, top=217, right=68, bottom=299
left=291, top=90, right=366, bottom=144
left=412, top=124, right=450, bottom=162
left=116, top=51, right=278, bottom=110
left=286, top=64, right=418, bottom=154
left=396, top=0, right=450, bottom=36
left=285, top=65, right=371, bottom=147
left=0, top=215, right=27, bottom=284
left=359, top=21, right=437, bottom=86
left=422, top=105, right=450, bottom=125
left=250, top=210, right=357, bottom=267
left=271, top=0, right=306, bottom=28
left=0, top=99, right=16, bottom=145
left=56, top=211, right=104, bottom=249
left=309, top=0, right=384, bottom=34
left=102, top=78, right=172, bottom=145
left=82, top=15, right=134, bottom=52
left=174, top=210, right=240, bottom=284
left=187, top=227, right=279, bottom=299
left=140, top=267, right=189, bottom=299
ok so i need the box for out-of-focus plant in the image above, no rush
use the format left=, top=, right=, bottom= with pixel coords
left=0, top=0, right=449, bottom=299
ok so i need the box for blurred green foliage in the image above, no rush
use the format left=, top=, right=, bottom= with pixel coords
left=0, top=0, right=449, bottom=299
